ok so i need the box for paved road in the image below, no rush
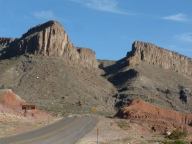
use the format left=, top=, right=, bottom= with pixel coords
left=0, top=116, right=97, bottom=144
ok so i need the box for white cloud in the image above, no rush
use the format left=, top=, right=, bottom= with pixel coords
left=175, top=33, right=192, bottom=43
left=162, top=13, right=188, bottom=22
left=69, top=0, right=130, bottom=15
left=33, top=10, right=56, bottom=20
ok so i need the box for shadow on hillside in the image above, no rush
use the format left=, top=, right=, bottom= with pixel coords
left=0, top=40, right=26, bottom=60
left=99, top=58, right=139, bottom=86
left=108, top=69, right=138, bottom=86
left=0, top=46, right=17, bottom=60
left=99, top=57, right=128, bottom=76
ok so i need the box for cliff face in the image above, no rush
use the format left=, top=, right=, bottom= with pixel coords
left=77, top=48, right=98, bottom=69
left=17, top=21, right=74, bottom=56
left=127, top=41, right=192, bottom=77
left=16, top=20, right=98, bottom=68
left=3, top=20, right=98, bottom=68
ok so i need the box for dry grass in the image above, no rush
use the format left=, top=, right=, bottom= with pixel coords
left=116, top=120, right=130, bottom=130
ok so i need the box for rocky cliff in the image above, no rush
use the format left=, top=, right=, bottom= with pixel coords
left=2, top=20, right=98, bottom=68
left=77, top=48, right=98, bottom=69
left=17, top=21, right=74, bottom=56
left=127, top=41, right=192, bottom=77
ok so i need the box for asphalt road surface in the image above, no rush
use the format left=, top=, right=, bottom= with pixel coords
left=0, top=116, right=97, bottom=144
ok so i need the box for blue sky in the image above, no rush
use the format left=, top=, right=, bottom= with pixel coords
left=0, top=0, right=191, bottom=60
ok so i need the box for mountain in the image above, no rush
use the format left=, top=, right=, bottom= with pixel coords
left=0, top=20, right=116, bottom=115
left=100, top=41, right=192, bottom=112
left=1, top=20, right=192, bottom=117
left=0, top=20, right=98, bottom=68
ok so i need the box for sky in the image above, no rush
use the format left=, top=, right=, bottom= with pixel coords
left=0, top=0, right=191, bottom=60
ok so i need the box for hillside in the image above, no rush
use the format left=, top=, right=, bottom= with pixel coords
left=100, top=41, right=192, bottom=113
left=1, top=20, right=192, bottom=143
left=116, top=99, right=192, bottom=133
left=1, top=20, right=192, bottom=117
left=0, top=21, right=116, bottom=115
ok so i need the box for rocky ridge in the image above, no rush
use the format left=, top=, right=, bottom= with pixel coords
left=100, top=41, right=192, bottom=113
left=0, top=38, right=15, bottom=48
left=1, top=20, right=192, bottom=119
left=17, top=20, right=74, bottom=57
left=1, top=21, right=98, bottom=68
left=127, top=41, right=192, bottom=77
left=0, top=20, right=116, bottom=115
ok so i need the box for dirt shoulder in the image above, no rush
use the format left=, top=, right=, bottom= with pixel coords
left=76, top=116, right=165, bottom=144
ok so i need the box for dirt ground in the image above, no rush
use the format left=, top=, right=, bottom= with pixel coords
left=0, top=112, right=59, bottom=138
left=76, top=116, right=164, bottom=144
left=0, top=55, right=116, bottom=116
left=0, top=89, right=59, bottom=138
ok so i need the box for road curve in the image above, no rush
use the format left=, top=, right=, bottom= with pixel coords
left=0, top=116, right=97, bottom=144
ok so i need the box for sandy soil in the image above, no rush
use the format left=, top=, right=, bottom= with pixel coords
left=76, top=116, right=164, bottom=144
left=0, top=112, right=59, bottom=138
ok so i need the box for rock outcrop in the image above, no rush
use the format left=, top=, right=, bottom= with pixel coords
left=17, top=21, right=74, bottom=56
left=0, top=38, right=15, bottom=48
left=116, top=99, right=192, bottom=133
left=126, top=41, right=192, bottom=77
left=2, top=20, right=98, bottom=68
left=77, top=48, right=98, bottom=69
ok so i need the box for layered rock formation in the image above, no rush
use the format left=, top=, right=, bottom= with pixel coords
left=2, top=20, right=98, bottom=68
left=127, top=41, right=192, bottom=77
left=17, top=21, right=74, bottom=56
left=116, top=99, right=192, bottom=133
left=77, top=48, right=98, bottom=69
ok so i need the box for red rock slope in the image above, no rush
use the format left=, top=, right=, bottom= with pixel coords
left=0, top=89, right=51, bottom=121
left=116, top=99, right=192, bottom=133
